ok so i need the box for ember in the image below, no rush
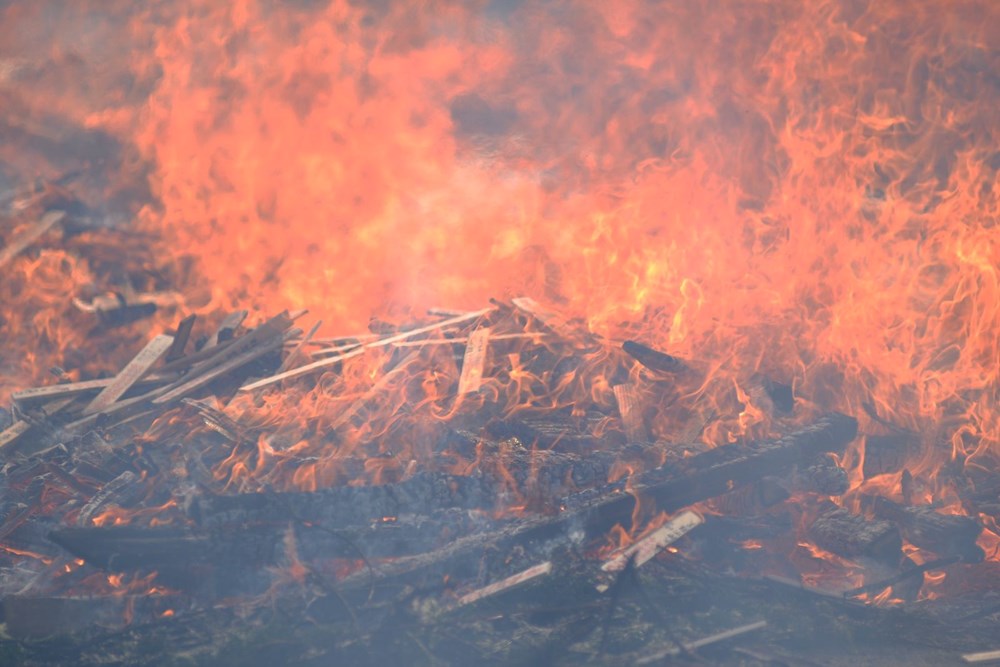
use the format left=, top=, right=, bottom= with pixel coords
left=0, top=0, right=998, bottom=665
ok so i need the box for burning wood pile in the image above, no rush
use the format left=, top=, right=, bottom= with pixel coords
left=2, top=1, right=1000, bottom=664
left=1, top=194, right=999, bottom=663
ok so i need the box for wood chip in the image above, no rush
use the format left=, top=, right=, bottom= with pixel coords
left=82, top=335, right=175, bottom=415
left=457, top=327, right=490, bottom=395
left=0, top=210, right=65, bottom=268
left=241, top=308, right=492, bottom=392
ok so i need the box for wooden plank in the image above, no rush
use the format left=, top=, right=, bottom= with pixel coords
left=277, top=320, right=322, bottom=373
left=457, top=561, right=552, bottom=607
left=0, top=420, right=31, bottom=452
left=457, top=327, right=490, bottom=395
left=82, top=335, right=174, bottom=415
left=12, top=376, right=171, bottom=406
left=613, top=383, right=647, bottom=443
left=153, top=327, right=296, bottom=405
left=166, top=314, right=197, bottom=361
left=240, top=307, right=492, bottom=392
left=0, top=210, right=65, bottom=268
left=391, top=332, right=542, bottom=348
left=600, top=510, right=702, bottom=573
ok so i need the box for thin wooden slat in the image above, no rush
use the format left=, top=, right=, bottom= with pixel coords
left=83, top=335, right=175, bottom=416
left=153, top=328, right=297, bottom=405
left=240, top=307, right=492, bottom=392
left=457, top=327, right=490, bottom=395
left=0, top=210, right=65, bottom=268
left=0, top=420, right=31, bottom=452
left=277, top=320, right=322, bottom=373
left=600, top=510, right=703, bottom=574
left=457, top=561, right=552, bottom=607
left=391, top=332, right=543, bottom=348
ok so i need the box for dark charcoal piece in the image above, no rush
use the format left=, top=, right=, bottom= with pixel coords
left=808, top=508, right=902, bottom=566
left=622, top=340, right=687, bottom=374
left=792, top=456, right=849, bottom=496
left=867, top=496, right=984, bottom=562
left=863, top=434, right=913, bottom=479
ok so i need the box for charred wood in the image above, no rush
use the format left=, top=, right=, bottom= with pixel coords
left=863, top=433, right=913, bottom=479
left=807, top=507, right=902, bottom=566
left=866, top=496, right=984, bottom=562
left=621, top=340, right=687, bottom=375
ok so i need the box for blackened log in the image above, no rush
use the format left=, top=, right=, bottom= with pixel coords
left=332, top=414, right=858, bottom=602
left=866, top=496, right=984, bottom=562
left=808, top=508, right=902, bottom=566
left=622, top=340, right=687, bottom=374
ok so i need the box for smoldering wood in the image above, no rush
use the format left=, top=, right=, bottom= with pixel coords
left=867, top=496, right=984, bottom=562
left=807, top=507, right=902, bottom=566
left=327, top=415, right=857, bottom=604
left=842, top=556, right=961, bottom=599
left=1, top=594, right=178, bottom=639
left=621, top=340, right=687, bottom=375
left=75, top=470, right=139, bottom=527
left=240, top=308, right=492, bottom=391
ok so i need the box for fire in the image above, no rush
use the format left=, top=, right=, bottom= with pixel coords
left=0, top=0, right=998, bottom=624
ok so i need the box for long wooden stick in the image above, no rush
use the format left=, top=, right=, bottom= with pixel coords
left=0, top=210, right=65, bottom=268
left=240, top=308, right=492, bottom=392
left=83, top=335, right=174, bottom=415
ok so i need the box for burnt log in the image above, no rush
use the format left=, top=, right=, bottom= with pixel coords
left=866, top=496, right=984, bottom=562
left=330, top=414, right=858, bottom=604
left=622, top=340, right=687, bottom=374
left=808, top=507, right=902, bottom=566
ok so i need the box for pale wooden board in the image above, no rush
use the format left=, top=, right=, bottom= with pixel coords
left=83, top=335, right=175, bottom=415
left=457, top=561, right=552, bottom=606
left=0, top=420, right=31, bottom=452
left=601, top=510, right=703, bottom=573
left=0, top=210, right=65, bottom=268
left=457, top=327, right=490, bottom=395
left=241, top=307, right=492, bottom=392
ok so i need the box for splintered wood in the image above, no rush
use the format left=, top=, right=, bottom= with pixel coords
left=601, top=510, right=703, bottom=573
left=83, top=335, right=175, bottom=415
left=0, top=420, right=31, bottom=451
left=457, top=327, right=490, bottom=394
